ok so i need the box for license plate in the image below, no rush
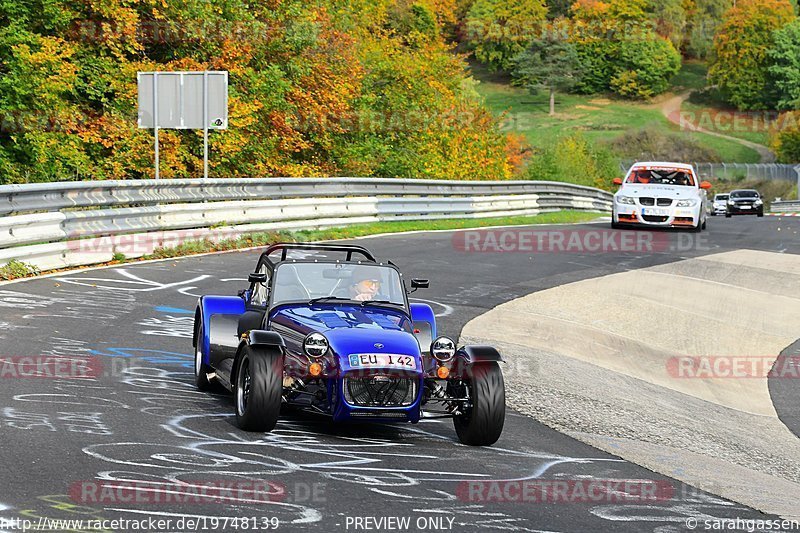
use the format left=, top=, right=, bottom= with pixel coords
left=740, top=205, right=751, bottom=209
left=642, top=208, right=669, bottom=216
left=349, top=354, right=417, bottom=369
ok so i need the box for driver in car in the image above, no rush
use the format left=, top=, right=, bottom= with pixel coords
left=349, top=267, right=381, bottom=301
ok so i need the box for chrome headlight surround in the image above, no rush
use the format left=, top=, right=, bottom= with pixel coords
left=430, top=336, right=456, bottom=362
left=616, top=195, right=636, bottom=205
left=303, top=332, right=329, bottom=358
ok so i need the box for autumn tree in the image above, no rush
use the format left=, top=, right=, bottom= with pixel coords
left=464, top=0, right=548, bottom=71
left=709, top=0, right=796, bottom=110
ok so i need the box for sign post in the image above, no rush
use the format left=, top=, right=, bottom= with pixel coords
left=137, top=71, right=228, bottom=179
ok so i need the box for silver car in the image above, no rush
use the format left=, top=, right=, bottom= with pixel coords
left=710, top=194, right=729, bottom=216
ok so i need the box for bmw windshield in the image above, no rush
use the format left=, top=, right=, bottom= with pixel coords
left=271, top=262, right=406, bottom=307
left=626, top=167, right=696, bottom=186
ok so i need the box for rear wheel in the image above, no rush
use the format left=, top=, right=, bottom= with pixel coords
left=453, top=363, right=505, bottom=446
left=235, top=346, right=283, bottom=432
left=194, top=323, right=213, bottom=391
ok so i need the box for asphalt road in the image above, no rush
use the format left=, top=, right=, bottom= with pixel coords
left=1, top=214, right=798, bottom=533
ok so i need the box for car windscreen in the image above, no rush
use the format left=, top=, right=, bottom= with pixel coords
left=626, top=168, right=695, bottom=186
left=730, top=191, right=759, bottom=198
left=714, top=195, right=729, bottom=201
left=271, top=263, right=406, bottom=306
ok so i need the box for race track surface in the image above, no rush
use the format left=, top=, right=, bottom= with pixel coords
left=1, top=215, right=798, bottom=532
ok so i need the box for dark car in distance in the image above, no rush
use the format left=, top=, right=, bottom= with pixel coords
left=726, top=190, right=764, bottom=217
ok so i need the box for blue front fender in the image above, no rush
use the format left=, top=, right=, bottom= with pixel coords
left=196, top=295, right=246, bottom=367
left=410, top=303, right=437, bottom=354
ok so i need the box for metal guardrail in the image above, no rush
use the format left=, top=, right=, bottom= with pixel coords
left=0, top=178, right=612, bottom=271
left=771, top=200, right=800, bottom=213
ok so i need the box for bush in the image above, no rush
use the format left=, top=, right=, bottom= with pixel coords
left=526, top=133, right=619, bottom=190
left=0, top=260, right=40, bottom=281
left=771, top=111, right=800, bottom=163
left=572, top=31, right=680, bottom=99
left=609, top=126, right=722, bottom=162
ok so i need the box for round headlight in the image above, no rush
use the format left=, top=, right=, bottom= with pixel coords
left=303, top=333, right=329, bottom=358
left=430, top=336, right=456, bottom=362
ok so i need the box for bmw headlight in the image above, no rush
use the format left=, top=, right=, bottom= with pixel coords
left=616, top=196, right=636, bottom=205
left=676, top=199, right=698, bottom=207
left=430, top=336, right=456, bottom=362
left=303, top=333, right=329, bottom=358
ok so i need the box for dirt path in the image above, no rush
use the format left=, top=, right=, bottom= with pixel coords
left=662, top=91, right=776, bottom=163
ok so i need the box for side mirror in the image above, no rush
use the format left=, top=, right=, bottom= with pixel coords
left=613, top=178, right=623, bottom=186
left=411, top=279, right=430, bottom=289
left=248, top=273, right=268, bottom=284
left=700, top=181, right=712, bottom=190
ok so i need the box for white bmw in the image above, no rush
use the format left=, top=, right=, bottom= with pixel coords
left=611, top=162, right=711, bottom=232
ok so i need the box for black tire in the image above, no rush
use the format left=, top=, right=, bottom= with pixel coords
left=453, top=362, right=505, bottom=446
left=690, top=220, right=702, bottom=232
left=234, top=346, right=283, bottom=432
left=194, top=322, right=213, bottom=391
left=610, top=210, right=621, bottom=230
left=701, top=218, right=707, bottom=230
left=725, top=212, right=732, bottom=218
left=757, top=211, right=764, bottom=218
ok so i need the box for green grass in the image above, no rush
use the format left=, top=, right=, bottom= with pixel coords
left=686, top=132, right=761, bottom=163
left=681, top=100, right=772, bottom=148
left=147, top=210, right=601, bottom=259
left=471, top=60, right=763, bottom=163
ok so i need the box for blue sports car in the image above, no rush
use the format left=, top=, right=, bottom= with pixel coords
left=193, top=243, right=506, bottom=446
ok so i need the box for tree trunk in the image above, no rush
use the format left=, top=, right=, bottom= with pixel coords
left=549, top=87, right=556, bottom=116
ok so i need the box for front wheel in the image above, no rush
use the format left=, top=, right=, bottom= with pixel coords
left=234, top=346, right=283, bottom=432
left=453, top=363, right=505, bottom=446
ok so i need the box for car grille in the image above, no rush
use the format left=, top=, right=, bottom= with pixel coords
left=343, top=375, right=418, bottom=407
left=639, top=197, right=673, bottom=207
left=642, top=215, right=669, bottom=223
